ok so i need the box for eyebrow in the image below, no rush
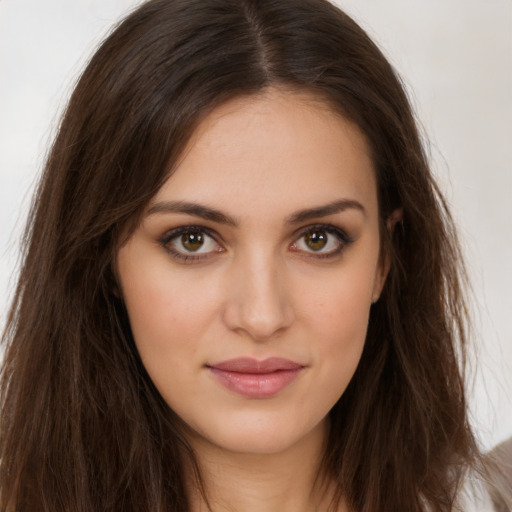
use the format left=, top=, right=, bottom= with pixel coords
left=146, top=200, right=238, bottom=226
left=145, top=198, right=366, bottom=226
left=285, top=199, right=366, bottom=224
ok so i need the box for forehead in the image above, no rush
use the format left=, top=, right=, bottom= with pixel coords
left=153, top=89, right=377, bottom=220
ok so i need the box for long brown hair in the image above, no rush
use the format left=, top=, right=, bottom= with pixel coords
left=1, top=0, right=479, bottom=510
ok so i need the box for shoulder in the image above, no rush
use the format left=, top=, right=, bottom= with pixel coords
left=457, top=437, right=512, bottom=512
left=486, top=437, right=512, bottom=512
left=456, top=480, right=496, bottom=512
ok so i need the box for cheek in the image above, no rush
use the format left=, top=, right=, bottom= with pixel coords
left=296, top=260, right=376, bottom=388
left=119, top=271, right=227, bottom=420
left=117, top=250, right=222, bottom=373
left=299, top=262, right=375, bottom=337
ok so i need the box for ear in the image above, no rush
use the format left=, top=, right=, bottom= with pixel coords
left=371, top=208, right=403, bottom=303
left=110, top=256, right=123, bottom=299
left=113, top=285, right=122, bottom=299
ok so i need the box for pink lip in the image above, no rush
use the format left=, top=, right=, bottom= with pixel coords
left=207, top=357, right=304, bottom=398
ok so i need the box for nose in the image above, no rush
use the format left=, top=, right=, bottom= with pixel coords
left=222, top=252, right=295, bottom=341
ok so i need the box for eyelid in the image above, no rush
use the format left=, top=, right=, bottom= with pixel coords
left=159, top=225, right=224, bottom=262
left=158, top=222, right=353, bottom=263
left=290, top=223, right=353, bottom=258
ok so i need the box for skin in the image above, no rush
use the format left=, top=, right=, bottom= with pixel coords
left=117, top=88, right=390, bottom=512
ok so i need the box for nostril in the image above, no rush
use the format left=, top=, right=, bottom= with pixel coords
left=221, top=282, right=294, bottom=340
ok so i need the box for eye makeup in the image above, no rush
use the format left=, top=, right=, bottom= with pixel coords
left=158, top=222, right=354, bottom=264
left=289, top=224, right=354, bottom=260
left=159, top=225, right=224, bottom=263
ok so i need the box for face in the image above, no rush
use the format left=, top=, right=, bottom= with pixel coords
left=117, top=89, right=387, bottom=456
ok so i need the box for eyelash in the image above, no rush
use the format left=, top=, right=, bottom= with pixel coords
left=159, top=225, right=221, bottom=263
left=291, top=224, right=353, bottom=260
left=159, top=224, right=353, bottom=263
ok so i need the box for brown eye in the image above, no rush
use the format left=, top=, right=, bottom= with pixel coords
left=181, top=230, right=204, bottom=252
left=162, top=227, right=221, bottom=260
left=304, top=231, right=328, bottom=251
left=292, top=226, right=348, bottom=257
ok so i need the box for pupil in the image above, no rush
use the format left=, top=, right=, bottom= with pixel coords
left=182, top=231, right=204, bottom=251
left=306, top=231, right=327, bottom=251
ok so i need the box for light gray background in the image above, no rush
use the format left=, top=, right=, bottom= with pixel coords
left=1, top=0, right=511, bottom=450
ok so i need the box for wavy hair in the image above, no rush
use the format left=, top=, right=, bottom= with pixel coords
left=1, top=0, right=479, bottom=510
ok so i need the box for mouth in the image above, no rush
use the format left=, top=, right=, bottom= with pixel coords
left=206, top=357, right=305, bottom=398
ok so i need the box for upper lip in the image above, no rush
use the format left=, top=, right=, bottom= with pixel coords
left=207, top=357, right=304, bottom=374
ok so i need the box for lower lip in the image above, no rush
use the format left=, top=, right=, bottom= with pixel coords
left=208, top=367, right=303, bottom=398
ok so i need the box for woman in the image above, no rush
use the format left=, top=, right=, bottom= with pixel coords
left=0, top=0, right=486, bottom=510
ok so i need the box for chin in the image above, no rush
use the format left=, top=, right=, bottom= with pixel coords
left=186, top=412, right=328, bottom=457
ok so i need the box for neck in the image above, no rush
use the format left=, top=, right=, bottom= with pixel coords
left=185, top=420, right=345, bottom=512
